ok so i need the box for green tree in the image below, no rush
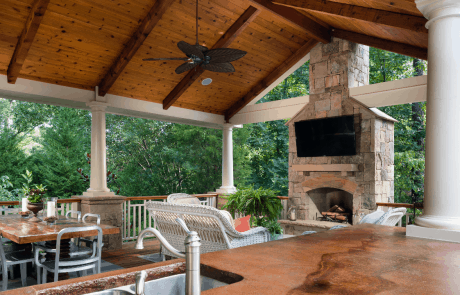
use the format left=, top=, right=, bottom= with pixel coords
left=34, top=107, right=91, bottom=199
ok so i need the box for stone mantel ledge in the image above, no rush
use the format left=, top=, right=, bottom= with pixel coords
left=278, top=219, right=351, bottom=229
left=291, top=164, right=362, bottom=172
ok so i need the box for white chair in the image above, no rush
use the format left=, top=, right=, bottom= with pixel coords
left=0, top=237, right=35, bottom=291
left=377, top=208, right=407, bottom=226
left=358, top=210, right=385, bottom=225
left=168, top=194, right=234, bottom=227
left=34, top=225, right=103, bottom=283
left=146, top=202, right=270, bottom=259
left=167, top=193, right=201, bottom=205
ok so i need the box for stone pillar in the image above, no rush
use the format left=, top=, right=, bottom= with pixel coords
left=84, top=101, right=114, bottom=197
left=217, top=124, right=237, bottom=194
left=410, top=0, right=460, bottom=236
left=78, top=195, right=126, bottom=250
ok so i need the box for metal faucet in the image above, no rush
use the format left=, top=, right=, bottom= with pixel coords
left=136, top=218, right=201, bottom=295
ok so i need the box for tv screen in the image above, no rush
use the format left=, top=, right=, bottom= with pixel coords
left=294, top=116, right=356, bottom=157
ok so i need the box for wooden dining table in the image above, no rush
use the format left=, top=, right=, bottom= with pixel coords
left=0, top=214, right=120, bottom=281
left=0, top=214, right=119, bottom=244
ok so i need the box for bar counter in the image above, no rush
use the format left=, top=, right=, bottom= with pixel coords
left=4, top=224, right=460, bottom=294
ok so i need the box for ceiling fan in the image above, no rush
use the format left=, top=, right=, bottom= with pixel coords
left=142, top=0, right=247, bottom=74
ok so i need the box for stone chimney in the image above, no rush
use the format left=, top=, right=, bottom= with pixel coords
left=286, top=38, right=396, bottom=224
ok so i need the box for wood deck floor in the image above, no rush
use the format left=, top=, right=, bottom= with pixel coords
left=102, top=239, right=162, bottom=269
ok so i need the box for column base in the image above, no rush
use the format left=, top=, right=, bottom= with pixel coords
left=414, top=214, right=460, bottom=230
left=83, top=190, right=116, bottom=197
left=216, top=186, right=237, bottom=194
left=406, top=225, right=460, bottom=244
left=78, top=195, right=126, bottom=250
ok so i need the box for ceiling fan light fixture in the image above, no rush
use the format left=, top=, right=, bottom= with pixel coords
left=202, top=78, right=212, bottom=86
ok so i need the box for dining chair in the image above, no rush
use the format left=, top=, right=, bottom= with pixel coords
left=0, top=237, right=35, bottom=291
left=65, top=210, right=82, bottom=221
left=34, top=225, right=103, bottom=283
left=77, top=213, right=104, bottom=254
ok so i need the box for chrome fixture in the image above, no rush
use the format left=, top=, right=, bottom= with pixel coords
left=136, top=218, right=201, bottom=295
left=135, top=271, right=148, bottom=295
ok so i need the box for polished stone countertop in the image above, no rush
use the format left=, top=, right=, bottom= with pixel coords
left=4, top=224, right=460, bottom=294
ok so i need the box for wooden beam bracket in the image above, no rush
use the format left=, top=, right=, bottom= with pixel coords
left=249, top=0, right=330, bottom=44
left=7, top=0, right=50, bottom=84
left=98, top=0, right=176, bottom=97
left=331, top=29, right=427, bottom=60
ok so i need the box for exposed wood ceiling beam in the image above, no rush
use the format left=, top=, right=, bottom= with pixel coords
left=225, top=39, right=318, bottom=122
left=332, top=29, right=427, bottom=60
left=98, top=0, right=175, bottom=97
left=248, top=0, right=330, bottom=44
left=272, top=0, right=428, bottom=34
left=327, top=0, right=422, bottom=17
left=7, top=0, right=50, bottom=84
left=162, top=6, right=260, bottom=110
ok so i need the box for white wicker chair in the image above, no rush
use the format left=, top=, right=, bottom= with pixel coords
left=167, top=193, right=235, bottom=227
left=146, top=201, right=270, bottom=258
left=167, top=193, right=200, bottom=205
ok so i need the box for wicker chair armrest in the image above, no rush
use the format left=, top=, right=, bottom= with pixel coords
left=236, top=226, right=270, bottom=237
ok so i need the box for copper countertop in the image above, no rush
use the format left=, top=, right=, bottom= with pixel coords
left=4, top=224, right=460, bottom=294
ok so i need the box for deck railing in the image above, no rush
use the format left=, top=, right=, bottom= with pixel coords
left=376, top=202, right=423, bottom=227
left=122, top=194, right=218, bottom=242
left=0, top=199, right=81, bottom=216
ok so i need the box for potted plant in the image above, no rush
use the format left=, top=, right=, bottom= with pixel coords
left=27, top=184, right=47, bottom=222
left=222, top=186, right=284, bottom=237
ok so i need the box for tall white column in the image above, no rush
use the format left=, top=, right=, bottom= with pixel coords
left=413, top=0, right=460, bottom=231
left=83, top=101, right=114, bottom=197
left=217, top=124, right=237, bottom=194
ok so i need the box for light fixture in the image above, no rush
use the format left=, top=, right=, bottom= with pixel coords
left=201, top=78, right=212, bottom=86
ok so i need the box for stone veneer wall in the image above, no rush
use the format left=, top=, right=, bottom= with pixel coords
left=287, top=38, right=395, bottom=224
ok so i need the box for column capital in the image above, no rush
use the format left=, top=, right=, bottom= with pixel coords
left=86, top=101, right=110, bottom=112
left=416, top=0, right=460, bottom=28
left=222, top=123, right=234, bottom=131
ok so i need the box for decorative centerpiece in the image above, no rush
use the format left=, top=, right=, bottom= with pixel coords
left=19, top=197, right=30, bottom=218
left=26, top=185, right=47, bottom=222
left=44, top=197, right=58, bottom=224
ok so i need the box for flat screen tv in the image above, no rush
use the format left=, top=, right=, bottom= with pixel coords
left=294, top=115, right=356, bottom=157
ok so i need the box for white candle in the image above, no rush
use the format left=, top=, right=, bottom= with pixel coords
left=22, top=198, right=28, bottom=212
left=47, top=201, right=56, bottom=217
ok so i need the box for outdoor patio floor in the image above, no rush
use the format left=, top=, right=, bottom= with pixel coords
left=3, top=239, right=163, bottom=291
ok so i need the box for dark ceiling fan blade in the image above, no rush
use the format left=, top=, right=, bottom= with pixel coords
left=195, top=44, right=209, bottom=52
left=201, top=62, right=235, bottom=73
left=205, top=48, right=247, bottom=64
left=177, top=41, right=204, bottom=59
left=175, top=62, right=199, bottom=74
left=143, top=57, right=190, bottom=61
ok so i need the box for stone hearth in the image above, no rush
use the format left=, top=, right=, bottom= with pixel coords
left=286, top=38, right=396, bottom=225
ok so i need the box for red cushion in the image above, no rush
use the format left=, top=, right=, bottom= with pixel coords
left=234, top=215, right=251, bottom=232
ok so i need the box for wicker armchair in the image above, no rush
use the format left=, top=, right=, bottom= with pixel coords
left=146, top=201, right=270, bottom=258
left=167, top=193, right=200, bottom=205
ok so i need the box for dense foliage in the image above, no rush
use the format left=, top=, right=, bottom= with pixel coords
left=0, top=48, right=425, bottom=206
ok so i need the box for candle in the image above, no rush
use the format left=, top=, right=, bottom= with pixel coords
left=22, top=198, right=28, bottom=212
left=47, top=201, right=56, bottom=217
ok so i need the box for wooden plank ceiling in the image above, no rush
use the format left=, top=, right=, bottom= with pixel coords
left=0, top=0, right=427, bottom=121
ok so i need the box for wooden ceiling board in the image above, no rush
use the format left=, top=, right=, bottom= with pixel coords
left=328, top=0, right=422, bottom=17
left=303, top=10, right=427, bottom=49
left=16, top=73, right=95, bottom=90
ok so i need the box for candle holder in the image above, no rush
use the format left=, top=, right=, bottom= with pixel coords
left=19, top=211, right=30, bottom=218
left=44, top=197, right=58, bottom=224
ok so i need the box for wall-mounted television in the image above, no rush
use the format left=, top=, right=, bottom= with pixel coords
left=294, top=115, right=356, bottom=157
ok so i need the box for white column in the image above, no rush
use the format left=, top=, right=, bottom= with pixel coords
left=217, top=124, right=237, bottom=194
left=83, top=101, right=115, bottom=197
left=411, top=1, right=460, bottom=233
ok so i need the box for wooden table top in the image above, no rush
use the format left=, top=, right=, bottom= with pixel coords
left=0, top=215, right=120, bottom=244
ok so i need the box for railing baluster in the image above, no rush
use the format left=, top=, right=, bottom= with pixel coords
left=144, top=200, right=147, bottom=231
left=128, top=200, right=131, bottom=239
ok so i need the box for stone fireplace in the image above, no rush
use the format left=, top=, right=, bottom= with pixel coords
left=286, top=38, right=396, bottom=226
